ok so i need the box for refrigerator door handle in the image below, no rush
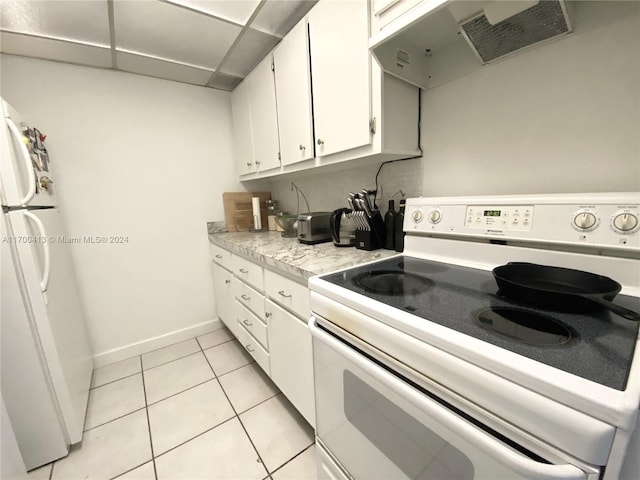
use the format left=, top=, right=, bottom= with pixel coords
left=23, top=211, right=51, bottom=292
left=6, top=117, right=37, bottom=206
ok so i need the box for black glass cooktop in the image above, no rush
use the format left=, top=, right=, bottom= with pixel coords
left=320, top=256, right=640, bottom=390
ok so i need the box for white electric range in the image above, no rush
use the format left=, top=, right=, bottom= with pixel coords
left=309, top=192, right=640, bottom=480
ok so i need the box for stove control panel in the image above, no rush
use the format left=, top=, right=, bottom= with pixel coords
left=405, top=193, right=640, bottom=251
left=464, top=205, right=534, bottom=231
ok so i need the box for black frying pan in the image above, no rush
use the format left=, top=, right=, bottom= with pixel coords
left=493, top=262, right=640, bottom=321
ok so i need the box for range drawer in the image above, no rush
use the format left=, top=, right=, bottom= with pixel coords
left=232, top=255, right=264, bottom=292
left=232, top=276, right=265, bottom=320
left=210, top=244, right=233, bottom=271
left=236, top=301, right=268, bottom=350
left=264, top=269, right=310, bottom=319
left=236, top=321, right=270, bottom=376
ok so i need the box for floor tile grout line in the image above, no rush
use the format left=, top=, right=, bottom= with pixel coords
left=48, top=461, right=54, bottom=480
left=142, top=349, right=203, bottom=372
left=199, top=337, right=271, bottom=477
left=90, top=371, right=141, bottom=390
left=145, top=377, right=217, bottom=407
left=268, top=442, right=316, bottom=476
left=141, top=337, right=235, bottom=372
left=139, top=356, right=159, bottom=480
left=151, top=415, right=237, bottom=460
left=108, top=460, right=153, bottom=480
left=83, top=406, right=147, bottom=434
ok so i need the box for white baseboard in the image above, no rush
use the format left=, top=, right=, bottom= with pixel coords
left=92, top=318, right=222, bottom=368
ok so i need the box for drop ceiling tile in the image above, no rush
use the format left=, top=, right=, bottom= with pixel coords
left=0, top=0, right=110, bottom=47
left=0, top=31, right=112, bottom=68
left=208, top=72, right=243, bottom=91
left=252, top=0, right=317, bottom=38
left=114, top=0, right=241, bottom=70
left=165, top=0, right=260, bottom=25
left=219, top=28, right=279, bottom=78
left=117, top=51, right=213, bottom=86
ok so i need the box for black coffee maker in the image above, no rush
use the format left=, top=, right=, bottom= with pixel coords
left=329, top=208, right=356, bottom=247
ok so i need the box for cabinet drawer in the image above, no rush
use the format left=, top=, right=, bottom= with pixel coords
left=236, top=322, right=270, bottom=376
left=264, top=270, right=310, bottom=319
left=211, top=244, right=233, bottom=271
left=232, top=277, right=265, bottom=320
left=236, top=301, right=268, bottom=351
left=232, top=255, right=264, bottom=292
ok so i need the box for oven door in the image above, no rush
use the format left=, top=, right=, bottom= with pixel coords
left=310, top=316, right=597, bottom=480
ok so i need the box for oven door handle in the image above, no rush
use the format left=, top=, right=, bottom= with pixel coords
left=309, top=317, right=588, bottom=480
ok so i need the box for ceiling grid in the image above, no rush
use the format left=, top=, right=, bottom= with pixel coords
left=0, top=0, right=317, bottom=91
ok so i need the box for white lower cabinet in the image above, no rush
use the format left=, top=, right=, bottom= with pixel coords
left=266, top=299, right=315, bottom=428
left=211, top=246, right=315, bottom=428
left=212, top=262, right=237, bottom=338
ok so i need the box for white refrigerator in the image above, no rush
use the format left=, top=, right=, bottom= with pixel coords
left=1, top=98, right=93, bottom=470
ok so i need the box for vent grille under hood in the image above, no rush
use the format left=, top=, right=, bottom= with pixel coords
left=459, top=1, right=572, bottom=63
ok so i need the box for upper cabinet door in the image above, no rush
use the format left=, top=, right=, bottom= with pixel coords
left=247, top=56, right=281, bottom=172
left=273, top=20, right=315, bottom=166
left=308, top=0, right=372, bottom=157
left=231, top=79, right=255, bottom=176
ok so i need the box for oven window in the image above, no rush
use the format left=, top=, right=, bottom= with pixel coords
left=344, top=370, right=475, bottom=479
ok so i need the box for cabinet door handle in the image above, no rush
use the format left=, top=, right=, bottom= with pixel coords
left=215, top=254, right=223, bottom=259
left=239, top=268, right=249, bottom=274
left=256, top=160, right=261, bottom=166
left=245, top=344, right=255, bottom=353
left=265, top=312, right=272, bottom=318
left=241, top=294, right=250, bottom=301
left=278, top=290, right=292, bottom=298
left=299, top=144, right=305, bottom=151
left=225, top=279, right=231, bottom=284
left=242, top=319, right=252, bottom=327
left=246, top=162, right=252, bottom=167
left=317, top=139, right=324, bottom=146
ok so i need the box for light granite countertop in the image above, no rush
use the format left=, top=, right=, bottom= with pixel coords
left=208, top=231, right=397, bottom=283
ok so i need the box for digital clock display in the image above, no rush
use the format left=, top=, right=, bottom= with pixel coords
left=484, top=210, right=501, bottom=217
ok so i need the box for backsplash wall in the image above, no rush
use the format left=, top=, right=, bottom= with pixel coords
left=268, top=157, right=423, bottom=216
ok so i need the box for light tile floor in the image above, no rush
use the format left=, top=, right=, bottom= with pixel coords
left=27, top=327, right=316, bottom=480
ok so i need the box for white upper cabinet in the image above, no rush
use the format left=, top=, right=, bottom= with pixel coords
left=230, top=0, right=421, bottom=179
left=308, top=0, right=372, bottom=157
left=246, top=56, right=281, bottom=173
left=230, top=78, right=255, bottom=175
left=273, top=19, right=315, bottom=166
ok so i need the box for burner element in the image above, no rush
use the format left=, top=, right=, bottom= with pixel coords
left=352, top=270, right=431, bottom=296
left=477, top=308, right=572, bottom=345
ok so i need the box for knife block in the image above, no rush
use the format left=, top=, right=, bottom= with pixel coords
left=355, top=211, right=386, bottom=251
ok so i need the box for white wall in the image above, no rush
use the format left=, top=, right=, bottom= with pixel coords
left=1, top=55, right=245, bottom=364
left=421, top=14, right=640, bottom=196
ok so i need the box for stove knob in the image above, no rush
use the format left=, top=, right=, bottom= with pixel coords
left=411, top=209, right=424, bottom=223
left=573, top=211, right=597, bottom=231
left=612, top=212, right=639, bottom=233
left=428, top=209, right=442, bottom=224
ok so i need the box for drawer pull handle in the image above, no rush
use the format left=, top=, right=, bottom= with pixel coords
left=278, top=290, right=292, bottom=298
left=242, top=319, right=252, bottom=327
left=215, top=254, right=223, bottom=259
left=225, top=279, right=231, bottom=284
left=245, top=344, right=255, bottom=353
left=239, top=268, right=249, bottom=274
left=265, top=312, right=272, bottom=318
left=241, top=294, right=250, bottom=301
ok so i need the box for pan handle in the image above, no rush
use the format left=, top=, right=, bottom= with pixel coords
left=580, top=294, right=640, bottom=321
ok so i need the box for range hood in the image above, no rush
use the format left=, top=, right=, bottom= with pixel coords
left=370, top=0, right=639, bottom=89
